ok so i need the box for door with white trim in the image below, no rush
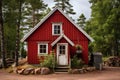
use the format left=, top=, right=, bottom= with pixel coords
left=57, top=43, right=68, bottom=65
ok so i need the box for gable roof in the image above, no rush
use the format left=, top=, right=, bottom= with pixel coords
left=21, top=7, right=94, bottom=42
left=51, top=33, right=74, bottom=46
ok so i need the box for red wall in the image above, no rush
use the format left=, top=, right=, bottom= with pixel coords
left=26, top=10, right=89, bottom=64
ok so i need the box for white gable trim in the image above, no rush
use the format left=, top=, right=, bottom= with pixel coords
left=21, top=7, right=94, bottom=42
left=51, top=34, right=74, bottom=47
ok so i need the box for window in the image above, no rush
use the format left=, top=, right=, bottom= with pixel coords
left=59, top=45, right=65, bottom=54
left=52, top=23, right=62, bottom=35
left=38, top=43, right=48, bottom=55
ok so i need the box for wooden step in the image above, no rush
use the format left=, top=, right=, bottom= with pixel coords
left=55, top=66, right=69, bottom=72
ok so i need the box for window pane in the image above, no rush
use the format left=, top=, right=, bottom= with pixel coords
left=59, top=45, right=65, bottom=54
left=40, top=49, right=43, bottom=53
left=57, top=26, right=60, bottom=29
left=43, top=49, right=46, bottom=53
left=39, top=44, right=47, bottom=54
left=54, top=30, right=58, bottom=34
left=54, top=24, right=61, bottom=35
left=43, top=45, right=46, bottom=48
left=57, top=30, right=60, bottom=34
left=40, top=45, right=43, bottom=48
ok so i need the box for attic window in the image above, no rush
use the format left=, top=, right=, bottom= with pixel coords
left=52, top=23, right=62, bottom=35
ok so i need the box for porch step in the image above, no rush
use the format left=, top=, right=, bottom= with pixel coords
left=55, top=66, right=69, bottom=72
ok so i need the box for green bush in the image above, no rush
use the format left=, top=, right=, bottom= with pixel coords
left=42, top=53, right=55, bottom=69
left=71, top=55, right=84, bottom=69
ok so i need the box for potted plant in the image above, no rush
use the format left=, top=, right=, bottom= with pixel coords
left=75, top=44, right=82, bottom=58
left=75, top=44, right=82, bottom=53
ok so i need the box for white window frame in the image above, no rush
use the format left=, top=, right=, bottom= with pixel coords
left=52, top=23, right=62, bottom=36
left=38, top=43, right=48, bottom=55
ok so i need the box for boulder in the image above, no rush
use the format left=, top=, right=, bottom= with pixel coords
left=16, top=68, right=25, bottom=74
left=34, top=68, right=41, bottom=74
left=23, top=68, right=34, bottom=75
left=82, top=68, right=87, bottom=73
left=90, top=67, right=96, bottom=71
left=71, top=69, right=79, bottom=74
left=86, top=67, right=91, bottom=72
left=41, top=67, right=50, bottom=75
left=78, top=69, right=84, bottom=74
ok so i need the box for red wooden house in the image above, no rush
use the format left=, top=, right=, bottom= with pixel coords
left=21, top=8, right=94, bottom=66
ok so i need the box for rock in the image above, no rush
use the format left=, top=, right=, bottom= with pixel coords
left=91, top=67, right=96, bottom=71
left=41, top=67, right=50, bottom=75
left=23, top=68, right=34, bottom=75
left=34, top=68, right=41, bottom=74
left=86, top=67, right=95, bottom=72
left=82, top=68, right=87, bottom=73
left=71, top=69, right=79, bottom=74
left=78, top=69, right=84, bottom=74
left=68, top=69, right=72, bottom=74
left=16, top=68, right=25, bottom=74
left=86, top=67, right=91, bottom=72
left=30, top=69, right=35, bottom=74
left=83, top=69, right=87, bottom=73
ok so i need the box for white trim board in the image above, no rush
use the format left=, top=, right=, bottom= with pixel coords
left=51, top=33, right=74, bottom=46
left=21, top=7, right=94, bottom=42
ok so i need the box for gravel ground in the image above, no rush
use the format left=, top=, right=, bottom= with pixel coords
left=0, top=67, right=120, bottom=80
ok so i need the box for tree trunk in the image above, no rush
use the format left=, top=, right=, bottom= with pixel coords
left=15, top=0, right=22, bottom=66
left=0, top=0, right=6, bottom=68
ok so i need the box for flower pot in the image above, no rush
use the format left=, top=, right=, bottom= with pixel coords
left=76, top=50, right=82, bottom=54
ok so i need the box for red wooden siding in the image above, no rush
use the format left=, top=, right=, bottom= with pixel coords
left=27, top=41, right=38, bottom=64
left=26, top=10, right=89, bottom=64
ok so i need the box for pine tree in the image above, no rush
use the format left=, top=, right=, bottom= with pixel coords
left=3, top=0, right=21, bottom=59
left=53, top=0, right=76, bottom=15
left=77, top=13, right=86, bottom=29
left=23, top=0, right=48, bottom=28
left=0, top=0, right=6, bottom=68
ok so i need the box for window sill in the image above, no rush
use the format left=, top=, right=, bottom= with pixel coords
left=38, top=54, right=48, bottom=56
left=52, top=34, right=61, bottom=36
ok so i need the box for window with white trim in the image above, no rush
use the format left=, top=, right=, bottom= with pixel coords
left=52, top=23, right=62, bottom=35
left=38, top=43, right=48, bottom=55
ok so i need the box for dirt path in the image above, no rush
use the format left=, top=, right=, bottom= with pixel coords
left=0, top=67, right=120, bottom=80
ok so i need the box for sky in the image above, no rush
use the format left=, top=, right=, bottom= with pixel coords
left=43, top=0, right=91, bottom=21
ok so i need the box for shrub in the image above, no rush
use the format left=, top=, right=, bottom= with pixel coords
left=42, top=53, right=55, bottom=69
left=71, top=55, right=84, bottom=69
